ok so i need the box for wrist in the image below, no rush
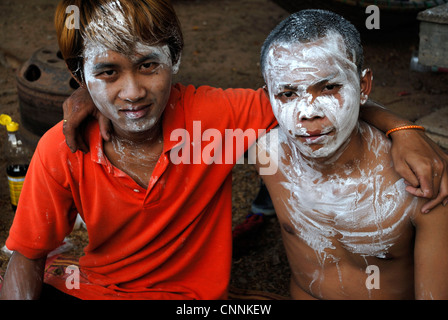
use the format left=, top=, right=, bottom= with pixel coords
left=387, top=125, right=426, bottom=139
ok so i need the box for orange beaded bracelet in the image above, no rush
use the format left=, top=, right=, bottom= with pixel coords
left=385, top=125, right=425, bottom=138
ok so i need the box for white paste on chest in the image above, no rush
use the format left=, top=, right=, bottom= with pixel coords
left=277, top=125, right=418, bottom=261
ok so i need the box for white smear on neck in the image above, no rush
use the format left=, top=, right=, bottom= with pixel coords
left=277, top=123, right=418, bottom=263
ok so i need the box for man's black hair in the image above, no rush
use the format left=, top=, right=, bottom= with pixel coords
left=260, top=9, right=364, bottom=78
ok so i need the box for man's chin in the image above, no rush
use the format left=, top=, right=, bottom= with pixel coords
left=289, top=139, right=343, bottom=161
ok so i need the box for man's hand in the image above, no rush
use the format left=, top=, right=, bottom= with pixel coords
left=62, top=87, right=111, bottom=153
left=360, top=100, right=448, bottom=212
left=390, top=129, right=448, bottom=213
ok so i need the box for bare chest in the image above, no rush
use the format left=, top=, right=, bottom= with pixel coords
left=278, top=165, right=418, bottom=260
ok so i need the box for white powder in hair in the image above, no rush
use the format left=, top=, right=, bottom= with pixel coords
left=262, top=31, right=419, bottom=265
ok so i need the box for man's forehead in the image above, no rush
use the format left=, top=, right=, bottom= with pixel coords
left=276, top=72, right=338, bottom=87
left=266, top=51, right=341, bottom=84
left=270, top=36, right=328, bottom=54
left=268, top=37, right=346, bottom=64
left=265, top=36, right=357, bottom=83
left=84, top=40, right=170, bottom=63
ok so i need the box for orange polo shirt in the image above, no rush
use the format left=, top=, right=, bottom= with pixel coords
left=6, top=84, right=277, bottom=300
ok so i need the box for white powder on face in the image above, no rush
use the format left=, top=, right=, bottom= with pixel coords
left=82, top=41, right=173, bottom=133
left=83, top=41, right=173, bottom=75
left=276, top=124, right=419, bottom=263
left=264, top=32, right=362, bottom=159
left=261, top=25, right=419, bottom=298
left=79, top=1, right=180, bottom=135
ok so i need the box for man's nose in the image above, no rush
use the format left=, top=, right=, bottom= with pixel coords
left=300, top=114, right=324, bottom=122
left=118, top=75, right=146, bottom=102
left=297, top=102, right=325, bottom=121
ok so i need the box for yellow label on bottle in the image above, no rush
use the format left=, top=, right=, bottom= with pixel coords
left=7, top=175, right=25, bottom=206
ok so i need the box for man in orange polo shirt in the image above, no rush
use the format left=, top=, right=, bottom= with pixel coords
left=4, top=83, right=275, bottom=300
left=1, top=0, right=447, bottom=300
left=1, top=0, right=276, bottom=300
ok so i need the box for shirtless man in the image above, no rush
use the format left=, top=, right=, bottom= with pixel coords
left=5, top=0, right=446, bottom=300
left=255, top=10, right=448, bottom=299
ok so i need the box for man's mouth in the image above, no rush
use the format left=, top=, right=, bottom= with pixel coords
left=119, top=104, right=151, bottom=119
left=296, top=128, right=334, bottom=143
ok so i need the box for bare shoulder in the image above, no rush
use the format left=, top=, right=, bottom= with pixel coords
left=412, top=200, right=448, bottom=299
left=413, top=201, right=448, bottom=229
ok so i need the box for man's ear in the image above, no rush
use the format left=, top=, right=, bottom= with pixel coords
left=262, top=84, right=269, bottom=97
left=360, top=68, right=373, bottom=104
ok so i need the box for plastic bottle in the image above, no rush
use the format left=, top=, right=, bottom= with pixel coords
left=410, top=51, right=448, bottom=73
left=0, top=114, right=33, bottom=212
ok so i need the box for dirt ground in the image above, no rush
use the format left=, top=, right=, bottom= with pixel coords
left=1, top=0, right=447, bottom=299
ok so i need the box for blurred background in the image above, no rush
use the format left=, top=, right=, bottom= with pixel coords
left=1, top=0, right=447, bottom=298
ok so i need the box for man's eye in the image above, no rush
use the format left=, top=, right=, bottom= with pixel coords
left=97, top=70, right=116, bottom=77
left=140, top=62, right=158, bottom=72
left=323, top=84, right=341, bottom=92
left=279, top=91, right=295, bottom=98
